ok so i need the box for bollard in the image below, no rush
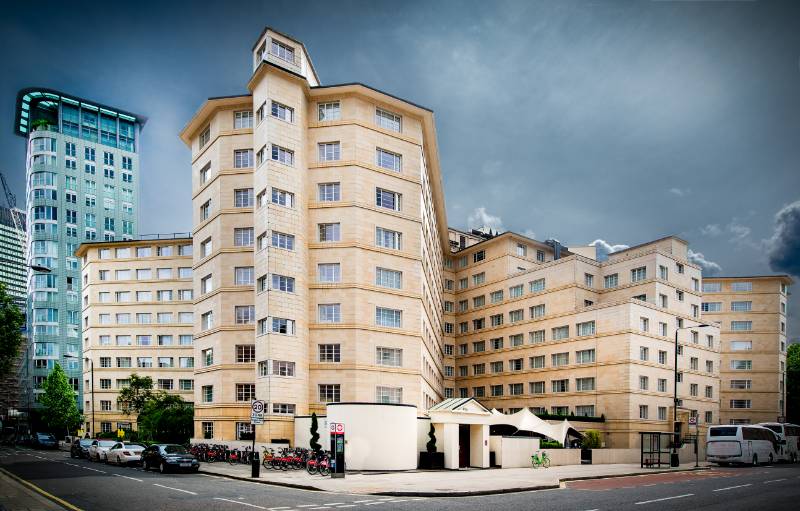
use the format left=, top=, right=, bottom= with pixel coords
left=251, top=451, right=260, bottom=478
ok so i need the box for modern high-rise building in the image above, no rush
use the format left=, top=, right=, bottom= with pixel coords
left=76, top=236, right=194, bottom=435
left=14, top=88, right=144, bottom=409
left=701, top=275, right=792, bottom=425
left=443, top=231, right=720, bottom=447
left=180, top=27, right=449, bottom=442
left=0, top=206, right=27, bottom=308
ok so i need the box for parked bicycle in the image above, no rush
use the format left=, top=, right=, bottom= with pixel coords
left=531, top=450, right=551, bottom=469
left=306, top=451, right=331, bottom=476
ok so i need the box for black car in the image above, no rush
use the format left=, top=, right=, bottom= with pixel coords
left=141, top=444, right=199, bottom=473
left=32, top=432, right=57, bottom=449
left=70, top=438, right=93, bottom=459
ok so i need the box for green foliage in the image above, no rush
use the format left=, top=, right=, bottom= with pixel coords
left=39, top=363, right=82, bottom=436
left=117, top=373, right=154, bottom=415
left=0, top=284, right=25, bottom=378
left=136, top=393, right=193, bottom=444
left=540, top=440, right=563, bottom=449
left=31, top=118, right=51, bottom=130
left=787, top=344, right=800, bottom=423
left=309, top=412, right=322, bottom=452
left=426, top=423, right=437, bottom=453
left=582, top=429, right=602, bottom=449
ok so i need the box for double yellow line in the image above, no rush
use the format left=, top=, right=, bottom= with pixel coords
left=0, top=466, right=84, bottom=511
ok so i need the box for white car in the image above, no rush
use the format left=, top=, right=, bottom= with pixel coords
left=106, top=442, right=145, bottom=465
left=88, top=439, right=117, bottom=462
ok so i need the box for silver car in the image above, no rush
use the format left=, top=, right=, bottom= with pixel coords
left=106, top=442, right=145, bottom=465
left=88, top=439, right=117, bottom=462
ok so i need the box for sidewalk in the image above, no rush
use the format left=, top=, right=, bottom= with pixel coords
left=200, top=461, right=710, bottom=496
left=0, top=468, right=70, bottom=511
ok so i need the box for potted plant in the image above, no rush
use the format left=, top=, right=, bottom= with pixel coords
left=581, top=429, right=601, bottom=464
left=31, top=119, right=51, bottom=131
left=418, top=424, right=444, bottom=469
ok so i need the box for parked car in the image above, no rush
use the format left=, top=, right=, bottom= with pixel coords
left=141, top=444, right=199, bottom=473
left=106, top=442, right=145, bottom=465
left=70, top=438, right=94, bottom=459
left=88, top=439, right=117, bottom=462
left=33, top=432, right=57, bottom=449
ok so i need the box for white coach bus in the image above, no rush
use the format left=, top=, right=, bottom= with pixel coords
left=759, top=423, right=799, bottom=463
left=706, top=425, right=781, bottom=466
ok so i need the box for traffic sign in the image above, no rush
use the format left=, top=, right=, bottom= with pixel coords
left=329, top=422, right=345, bottom=434
left=251, top=400, right=265, bottom=414
left=688, top=416, right=697, bottom=426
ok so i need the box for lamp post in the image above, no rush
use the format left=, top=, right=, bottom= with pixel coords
left=63, top=354, right=91, bottom=436
left=672, top=322, right=711, bottom=467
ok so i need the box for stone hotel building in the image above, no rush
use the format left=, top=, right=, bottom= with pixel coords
left=77, top=237, right=195, bottom=434
left=171, top=26, right=752, bottom=448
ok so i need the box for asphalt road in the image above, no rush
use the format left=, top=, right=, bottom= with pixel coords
left=1, top=447, right=799, bottom=511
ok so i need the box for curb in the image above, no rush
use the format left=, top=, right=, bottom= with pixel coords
left=199, top=465, right=710, bottom=498
left=0, top=467, right=83, bottom=510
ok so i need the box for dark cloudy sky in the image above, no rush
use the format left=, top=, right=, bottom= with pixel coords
left=2, top=0, right=799, bottom=336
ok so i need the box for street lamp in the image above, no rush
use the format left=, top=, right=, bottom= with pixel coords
left=64, top=354, right=91, bottom=437
left=672, top=322, right=712, bottom=467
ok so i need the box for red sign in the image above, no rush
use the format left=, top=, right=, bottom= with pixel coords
left=329, top=422, right=345, bottom=434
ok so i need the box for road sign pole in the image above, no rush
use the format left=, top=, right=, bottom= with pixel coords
left=250, top=400, right=265, bottom=478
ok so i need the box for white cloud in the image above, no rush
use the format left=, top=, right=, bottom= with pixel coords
left=589, top=239, right=629, bottom=261
left=700, top=224, right=722, bottom=237
left=522, top=229, right=537, bottom=240
left=668, top=187, right=691, bottom=197
left=467, top=207, right=504, bottom=232
left=688, top=249, right=722, bottom=276
left=727, top=220, right=752, bottom=243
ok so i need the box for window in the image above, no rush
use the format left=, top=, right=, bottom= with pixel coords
left=318, top=182, right=340, bottom=202
left=199, top=126, right=210, bottom=148
left=731, top=321, right=752, bottom=331
left=319, top=344, right=341, bottom=363
left=552, top=326, right=569, bottom=341
left=731, top=301, right=752, bottom=312
left=270, top=317, right=295, bottom=335
left=271, top=144, right=294, bottom=165
left=234, top=110, right=253, bottom=129
left=631, top=267, right=647, bottom=282
left=639, top=405, right=649, bottom=419
left=200, top=200, right=211, bottom=221
left=472, top=272, right=486, bottom=285
left=271, top=100, right=294, bottom=122
left=730, top=340, right=752, bottom=351
left=705, top=385, right=713, bottom=398
left=201, top=311, right=214, bottom=330
left=509, top=309, right=524, bottom=323
left=730, top=360, right=752, bottom=370
left=319, top=223, right=341, bottom=242
left=376, top=188, right=401, bottom=211
left=730, top=400, right=751, bottom=409
left=200, top=275, right=213, bottom=294
left=490, top=290, right=504, bottom=303
left=584, top=273, right=594, bottom=287
left=731, top=281, right=752, bottom=291
left=576, top=377, right=595, bottom=392
left=703, top=282, right=721, bottom=292
left=530, top=330, right=545, bottom=344
left=271, top=231, right=295, bottom=250
left=199, top=162, right=210, bottom=184
left=552, top=379, right=569, bottom=393
left=271, top=188, right=294, bottom=207
left=730, top=379, right=751, bottom=390
left=235, top=266, right=254, bottom=285
left=234, top=227, right=254, bottom=247
left=235, top=305, right=255, bottom=324
left=576, top=321, right=595, bottom=336
left=658, top=378, right=667, bottom=392
left=676, top=290, right=685, bottom=302
left=706, top=360, right=714, bottom=372
left=376, top=307, right=402, bottom=328
left=640, top=317, right=649, bottom=332
left=236, top=384, right=256, bottom=402
left=318, top=142, right=341, bottom=162
left=318, top=304, right=341, bottom=323
left=639, top=346, right=649, bottom=361
left=690, top=357, right=699, bottom=370
left=376, top=267, right=402, bottom=289
left=318, top=101, right=340, bottom=121
left=236, top=345, right=255, bottom=363
left=376, top=347, right=402, bottom=367
left=702, top=302, right=721, bottom=312
left=510, top=284, right=524, bottom=298
left=180, top=380, right=194, bottom=391
left=319, top=384, right=341, bottom=403
left=376, top=148, right=401, bottom=172
left=233, top=149, right=253, bottom=168
left=234, top=188, right=254, bottom=207
left=552, top=352, right=569, bottom=367
left=516, top=243, right=528, bottom=257
left=639, top=375, right=649, bottom=390
left=318, top=263, right=341, bottom=283
left=375, top=108, right=401, bottom=131
left=530, top=304, right=546, bottom=318
left=576, top=349, right=595, bottom=364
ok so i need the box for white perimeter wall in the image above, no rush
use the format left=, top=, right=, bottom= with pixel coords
left=327, top=404, right=417, bottom=470
left=294, top=416, right=329, bottom=449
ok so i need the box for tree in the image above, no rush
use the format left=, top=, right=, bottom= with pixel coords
left=137, top=393, right=193, bottom=444
left=426, top=423, right=437, bottom=453
left=0, top=283, right=25, bottom=378
left=39, top=363, right=81, bottom=437
left=786, top=343, right=800, bottom=424
left=117, top=373, right=154, bottom=415
left=582, top=429, right=602, bottom=449
left=309, top=412, right=322, bottom=452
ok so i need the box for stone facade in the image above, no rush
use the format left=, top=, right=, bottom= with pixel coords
left=702, top=275, right=792, bottom=425
left=76, top=237, right=194, bottom=435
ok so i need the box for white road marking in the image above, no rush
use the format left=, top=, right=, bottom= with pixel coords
left=214, top=498, right=267, bottom=509
left=386, top=500, right=407, bottom=503
left=323, top=505, right=344, bottom=507
left=363, top=504, right=385, bottom=507
left=713, top=484, right=752, bottom=492
left=764, top=478, right=787, bottom=484
left=153, top=483, right=197, bottom=495
left=351, top=502, right=373, bottom=504
left=309, top=508, right=331, bottom=510
left=269, top=508, right=292, bottom=510
left=83, top=467, right=106, bottom=473
left=113, top=474, right=143, bottom=482
left=335, top=507, right=356, bottom=509
left=634, top=494, right=693, bottom=505
left=298, top=506, right=318, bottom=508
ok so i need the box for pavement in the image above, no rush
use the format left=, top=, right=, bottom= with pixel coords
left=1, top=446, right=799, bottom=510
left=0, top=466, right=69, bottom=511
left=199, top=459, right=713, bottom=495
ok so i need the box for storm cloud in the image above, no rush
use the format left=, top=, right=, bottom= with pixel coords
left=767, top=200, right=800, bottom=277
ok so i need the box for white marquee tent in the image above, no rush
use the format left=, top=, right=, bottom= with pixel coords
left=488, top=408, right=583, bottom=445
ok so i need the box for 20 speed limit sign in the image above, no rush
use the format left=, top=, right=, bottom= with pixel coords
left=251, top=400, right=265, bottom=414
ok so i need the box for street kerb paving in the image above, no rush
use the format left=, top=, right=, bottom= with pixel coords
left=199, top=461, right=710, bottom=496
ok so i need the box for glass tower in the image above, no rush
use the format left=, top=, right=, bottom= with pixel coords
left=14, top=88, right=144, bottom=412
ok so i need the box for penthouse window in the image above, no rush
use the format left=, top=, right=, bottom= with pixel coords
left=375, top=108, right=401, bottom=132
left=318, top=142, right=340, bottom=162
left=376, top=148, right=401, bottom=172
left=271, top=101, right=294, bottom=122
left=318, top=101, right=341, bottom=121
left=270, top=39, right=295, bottom=63
left=731, top=281, right=752, bottom=292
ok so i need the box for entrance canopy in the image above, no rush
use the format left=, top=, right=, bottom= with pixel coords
left=488, top=408, right=583, bottom=445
